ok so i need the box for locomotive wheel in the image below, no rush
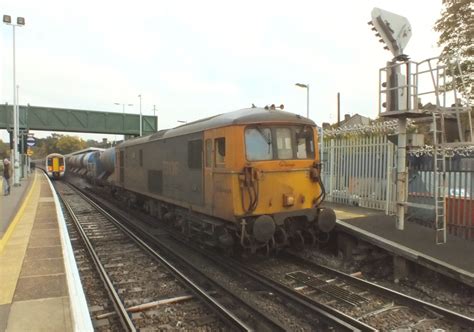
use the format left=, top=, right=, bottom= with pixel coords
left=274, top=227, right=289, bottom=247
left=290, top=231, right=305, bottom=250
left=302, top=229, right=316, bottom=247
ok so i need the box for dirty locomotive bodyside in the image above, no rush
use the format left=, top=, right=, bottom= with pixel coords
left=98, top=107, right=334, bottom=253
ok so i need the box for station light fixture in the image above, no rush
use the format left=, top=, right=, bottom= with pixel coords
left=17, top=17, right=25, bottom=25
left=3, top=15, right=11, bottom=24
left=295, top=83, right=308, bottom=89
left=295, top=83, right=310, bottom=119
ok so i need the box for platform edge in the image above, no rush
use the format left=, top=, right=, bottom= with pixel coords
left=45, top=174, right=94, bottom=332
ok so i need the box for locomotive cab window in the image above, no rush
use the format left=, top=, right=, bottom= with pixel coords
left=245, top=125, right=315, bottom=161
left=296, top=126, right=315, bottom=159
left=276, top=128, right=293, bottom=159
left=215, top=138, right=226, bottom=167
left=245, top=127, right=272, bottom=161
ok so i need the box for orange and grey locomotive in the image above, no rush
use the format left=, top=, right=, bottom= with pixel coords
left=100, top=107, right=335, bottom=253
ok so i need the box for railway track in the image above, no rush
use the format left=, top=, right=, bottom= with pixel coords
left=65, top=180, right=474, bottom=330
left=248, top=252, right=474, bottom=331
left=73, top=182, right=378, bottom=331
left=62, top=201, right=125, bottom=331
left=55, top=182, right=261, bottom=331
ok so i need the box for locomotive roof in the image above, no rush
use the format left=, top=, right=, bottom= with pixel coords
left=119, top=108, right=315, bottom=148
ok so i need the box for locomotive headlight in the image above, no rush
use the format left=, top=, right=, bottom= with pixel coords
left=283, top=194, right=295, bottom=207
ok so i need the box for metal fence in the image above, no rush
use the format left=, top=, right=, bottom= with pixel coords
left=322, top=134, right=397, bottom=214
left=408, top=155, right=474, bottom=240
left=321, top=129, right=474, bottom=240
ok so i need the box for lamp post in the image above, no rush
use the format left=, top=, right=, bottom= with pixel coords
left=138, top=94, right=142, bottom=136
left=295, top=83, right=309, bottom=119
left=152, top=104, right=157, bottom=131
left=114, top=102, right=133, bottom=113
left=3, top=15, right=25, bottom=187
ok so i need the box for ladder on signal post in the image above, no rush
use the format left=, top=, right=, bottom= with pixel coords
left=432, top=112, right=447, bottom=244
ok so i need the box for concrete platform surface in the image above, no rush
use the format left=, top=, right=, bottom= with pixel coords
left=0, top=174, right=33, bottom=239
left=324, top=202, right=474, bottom=286
left=0, top=171, right=91, bottom=331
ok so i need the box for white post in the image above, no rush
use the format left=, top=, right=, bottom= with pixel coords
left=320, top=125, right=324, bottom=167
left=12, top=25, right=20, bottom=186
left=138, top=94, right=142, bottom=136
left=396, top=118, right=407, bottom=229
left=306, top=84, right=310, bottom=119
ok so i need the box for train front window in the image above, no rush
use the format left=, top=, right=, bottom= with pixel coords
left=296, top=126, right=315, bottom=159
left=245, top=125, right=315, bottom=160
left=245, top=127, right=272, bottom=161
left=276, top=128, right=292, bottom=159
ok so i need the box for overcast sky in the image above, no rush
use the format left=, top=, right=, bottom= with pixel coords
left=0, top=0, right=443, bottom=142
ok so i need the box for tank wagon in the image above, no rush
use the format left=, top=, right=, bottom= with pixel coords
left=98, top=107, right=335, bottom=253
left=66, top=148, right=105, bottom=179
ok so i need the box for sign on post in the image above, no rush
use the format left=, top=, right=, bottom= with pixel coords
left=26, top=136, right=35, bottom=147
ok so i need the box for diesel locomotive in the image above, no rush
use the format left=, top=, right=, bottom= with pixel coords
left=69, top=107, right=336, bottom=253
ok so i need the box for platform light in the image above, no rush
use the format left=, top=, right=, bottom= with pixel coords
left=3, top=14, right=26, bottom=186
left=295, top=83, right=310, bottom=119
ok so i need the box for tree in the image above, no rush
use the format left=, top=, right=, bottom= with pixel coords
left=56, top=136, right=87, bottom=155
left=0, top=139, right=11, bottom=160
left=434, top=0, right=473, bottom=102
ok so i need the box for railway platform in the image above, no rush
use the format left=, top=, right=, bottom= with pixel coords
left=324, top=202, right=474, bottom=287
left=0, top=170, right=92, bottom=331
left=0, top=173, right=33, bottom=240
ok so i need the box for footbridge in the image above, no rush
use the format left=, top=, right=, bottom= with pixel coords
left=0, top=104, right=157, bottom=136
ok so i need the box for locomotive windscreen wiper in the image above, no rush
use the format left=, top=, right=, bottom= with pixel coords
left=256, top=126, right=272, bottom=153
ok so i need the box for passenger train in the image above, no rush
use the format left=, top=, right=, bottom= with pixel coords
left=67, top=107, right=336, bottom=253
left=45, top=153, right=66, bottom=179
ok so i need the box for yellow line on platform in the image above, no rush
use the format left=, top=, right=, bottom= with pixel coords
left=334, top=209, right=366, bottom=220
left=0, top=172, right=38, bottom=254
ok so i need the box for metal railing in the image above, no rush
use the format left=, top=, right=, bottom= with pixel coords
left=322, top=133, right=397, bottom=214
left=408, top=154, right=474, bottom=240
left=321, top=128, right=474, bottom=240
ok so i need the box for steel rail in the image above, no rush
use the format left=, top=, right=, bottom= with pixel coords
left=73, top=189, right=289, bottom=331
left=72, top=183, right=374, bottom=331
left=184, top=245, right=377, bottom=332
left=284, top=252, right=474, bottom=328
left=67, top=183, right=255, bottom=332
left=57, top=190, right=136, bottom=332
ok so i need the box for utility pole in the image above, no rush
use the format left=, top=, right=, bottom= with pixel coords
left=337, top=92, right=341, bottom=127
left=3, top=15, right=26, bottom=187
left=138, top=94, right=142, bottom=136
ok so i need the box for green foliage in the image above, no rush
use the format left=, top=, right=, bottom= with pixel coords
left=56, top=136, right=87, bottom=154
left=0, top=139, right=11, bottom=160
left=434, top=0, right=473, bottom=101
left=31, top=134, right=87, bottom=158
